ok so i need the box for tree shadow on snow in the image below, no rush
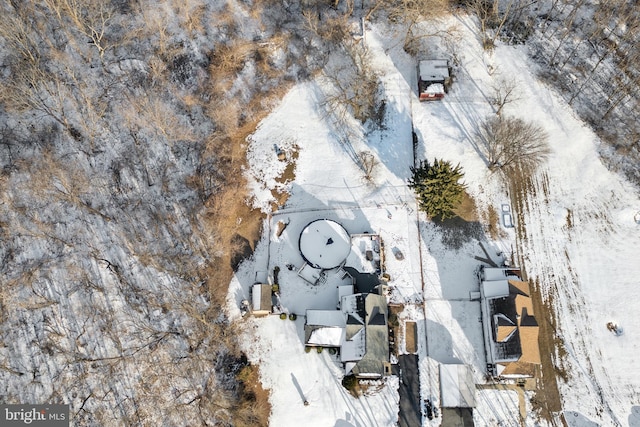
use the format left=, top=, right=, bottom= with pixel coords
left=230, top=233, right=254, bottom=271
left=433, top=216, right=485, bottom=251
left=364, top=97, right=415, bottom=181
left=562, top=411, right=600, bottom=427
left=425, top=319, right=463, bottom=365
left=630, top=406, right=640, bottom=427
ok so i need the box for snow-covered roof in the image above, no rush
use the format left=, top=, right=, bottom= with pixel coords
left=481, top=280, right=510, bottom=299
left=251, top=284, right=272, bottom=313
left=340, top=294, right=365, bottom=322
left=439, top=364, right=476, bottom=408
left=350, top=294, right=389, bottom=378
left=307, top=309, right=346, bottom=328
left=299, top=219, right=351, bottom=269
left=419, top=59, right=449, bottom=82
left=481, top=267, right=508, bottom=281
left=338, top=283, right=354, bottom=304
left=341, top=327, right=366, bottom=362
left=308, top=327, right=345, bottom=347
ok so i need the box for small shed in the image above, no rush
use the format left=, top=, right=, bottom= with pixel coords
left=439, top=364, right=476, bottom=408
left=251, top=284, right=272, bottom=317
left=418, top=59, right=451, bottom=101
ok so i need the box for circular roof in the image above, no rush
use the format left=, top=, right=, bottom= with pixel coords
left=299, top=219, right=351, bottom=270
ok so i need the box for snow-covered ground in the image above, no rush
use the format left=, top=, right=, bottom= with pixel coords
left=229, top=14, right=640, bottom=427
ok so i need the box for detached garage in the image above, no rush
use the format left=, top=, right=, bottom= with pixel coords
left=418, top=59, right=452, bottom=101
left=439, top=364, right=476, bottom=408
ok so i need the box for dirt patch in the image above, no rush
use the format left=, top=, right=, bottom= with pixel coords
left=275, top=220, right=289, bottom=238
left=276, top=147, right=299, bottom=184
left=405, top=321, right=417, bottom=354
left=271, top=146, right=299, bottom=211
left=389, top=304, right=404, bottom=356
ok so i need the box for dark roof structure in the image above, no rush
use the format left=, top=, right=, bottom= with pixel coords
left=481, top=274, right=541, bottom=377
left=489, top=297, right=522, bottom=362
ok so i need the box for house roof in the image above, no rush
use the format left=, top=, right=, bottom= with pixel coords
left=307, top=309, right=346, bottom=328
left=341, top=327, right=366, bottom=362
left=499, top=361, right=537, bottom=378
left=425, top=83, right=445, bottom=95
left=482, top=267, right=508, bottom=281
left=307, top=327, right=345, bottom=347
left=496, top=324, right=517, bottom=342
left=482, top=280, right=510, bottom=299
left=305, top=309, right=347, bottom=345
left=484, top=276, right=541, bottom=374
left=518, top=321, right=540, bottom=364
left=305, top=291, right=388, bottom=376
left=346, top=315, right=364, bottom=341
left=508, top=279, right=530, bottom=296
left=419, top=59, right=450, bottom=82
left=351, top=293, right=389, bottom=378
left=341, top=294, right=366, bottom=321
left=252, top=284, right=272, bottom=312
left=489, top=297, right=522, bottom=362
left=440, top=364, right=476, bottom=408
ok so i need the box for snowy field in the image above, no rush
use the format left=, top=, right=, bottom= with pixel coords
left=228, top=14, right=640, bottom=427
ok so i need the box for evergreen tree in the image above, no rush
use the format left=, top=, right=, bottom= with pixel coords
left=408, top=159, right=466, bottom=220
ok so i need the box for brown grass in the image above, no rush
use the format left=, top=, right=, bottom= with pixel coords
left=484, top=204, right=500, bottom=240
left=529, top=282, right=563, bottom=420
left=454, top=190, right=479, bottom=222
left=234, top=364, right=271, bottom=427
left=405, top=321, right=417, bottom=354
left=194, top=65, right=295, bottom=422
left=196, top=89, right=299, bottom=426
left=509, top=172, right=563, bottom=423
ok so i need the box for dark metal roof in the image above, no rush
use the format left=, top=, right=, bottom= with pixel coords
left=489, top=297, right=522, bottom=362
left=343, top=266, right=381, bottom=294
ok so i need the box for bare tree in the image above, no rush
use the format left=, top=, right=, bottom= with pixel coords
left=124, top=94, right=197, bottom=144
left=359, top=151, right=378, bottom=182
left=476, top=115, right=550, bottom=174
left=385, top=0, right=451, bottom=54
left=467, top=0, right=515, bottom=50
left=491, top=77, right=520, bottom=115
left=0, top=5, right=43, bottom=65
left=322, top=41, right=380, bottom=124
left=44, top=0, right=116, bottom=58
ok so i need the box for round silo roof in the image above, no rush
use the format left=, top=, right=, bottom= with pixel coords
left=299, top=219, right=351, bottom=270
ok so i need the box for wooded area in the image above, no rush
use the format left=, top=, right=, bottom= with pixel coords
left=1, top=0, right=638, bottom=425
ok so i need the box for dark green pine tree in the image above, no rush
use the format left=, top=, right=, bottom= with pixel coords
left=408, top=158, right=466, bottom=220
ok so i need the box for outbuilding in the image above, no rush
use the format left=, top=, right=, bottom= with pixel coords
left=418, top=59, right=452, bottom=101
